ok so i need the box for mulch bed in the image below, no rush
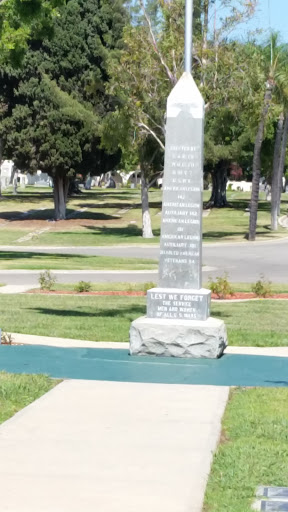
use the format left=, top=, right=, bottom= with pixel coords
left=26, top=290, right=288, bottom=299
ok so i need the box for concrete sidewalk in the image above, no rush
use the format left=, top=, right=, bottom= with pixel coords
left=0, top=284, right=38, bottom=294
left=0, top=380, right=229, bottom=512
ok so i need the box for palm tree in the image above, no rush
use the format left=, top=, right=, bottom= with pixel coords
left=249, top=35, right=283, bottom=241
left=271, top=57, right=288, bottom=230
left=271, top=112, right=285, bottom=231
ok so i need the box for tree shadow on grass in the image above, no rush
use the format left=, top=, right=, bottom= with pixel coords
left=77, top=202, right=140, bottom=209
left=27, top=305, right=146, bottom=318
left=0, top=251, right=88, bottom=260
left=0, top=211, right=27, bottom=220
left=211, top=309, right=232, bottom=319
left=0, top=209, right=118, bottom=222
left=203, top=231, right=248, bottom=240
left=77, top=201, right=162, bottom=209
left=207, top=199, right=280, bottom=213
left=0, top=209, right=56, bottom=221
left=1, top=192, right=53, bottom=203
left=84, top=225, right=161, bottom=239
left=73, top=212, right=120, bottom=221
left=203, top=228, right=276, bottom=240
left=220, top=200, right=250, bottom=210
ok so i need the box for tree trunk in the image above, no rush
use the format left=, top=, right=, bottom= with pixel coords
left=9, top=164, right=16, bottom=185
left=53, top=175, right=68, bottom=220
left=248, top=81, right=273, bottom=241
left=277, top=113, right=288, bottom=216
left=0, top=138, right=3, bottom=197
left=200, top=0, right=209, bottom=88
left=206, top=161, right=228, bottom=208
left=13, top=176, right=18, bottom=195
left=64, top=176, right=70, bottom=203
left=271, top=113, right=284, bottom=231
left=141, top=168, right=154, bottom=238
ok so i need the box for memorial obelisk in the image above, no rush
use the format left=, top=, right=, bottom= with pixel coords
left=130, top=0, right=227, bottom=358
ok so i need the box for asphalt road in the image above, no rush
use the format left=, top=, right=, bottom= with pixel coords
left=0, top=237, right=288, bottom=284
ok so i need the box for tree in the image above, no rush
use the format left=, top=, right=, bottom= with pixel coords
left=0, top=0, right=66, bottom=65
left=277, top=113, right=288, bottom=212
left=0, top=0, right=65, bottom=196
left=199, top=2, right=259, bottom=207
left=104, top=0, right=175, bottom=237
left=248, top=35, right=285, bottom=241
left=105, top=0, right=260, bottom=236
left=203, top=42, right=260, bottom=208
left=271, top=112, right=284, bottom=231
left=270, top=55, right=288, bottom=230
left=1, top=0, right=128, bottom=218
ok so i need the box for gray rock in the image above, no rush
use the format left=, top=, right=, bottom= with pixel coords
left=130, top=316, right=227, bottom=359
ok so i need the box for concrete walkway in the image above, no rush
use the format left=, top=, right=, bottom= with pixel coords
left=1, top=333, right=288, bottom=510
left=0, top=379, right=229, bottom=512
left=0, top=284, right=38, bottom=294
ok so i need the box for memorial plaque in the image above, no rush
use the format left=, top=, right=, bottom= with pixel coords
left=261, top=501, right=288, bottom=511
left=259, top=488, right=288, bottom=500
left=147, top=287, right=210, bottom=321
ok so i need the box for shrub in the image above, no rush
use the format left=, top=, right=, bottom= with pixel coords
left=251, top=275, right=272, bottom=298
left=127, top=283, right=137, bottom=292
left=143, top=282, right=156, bottom=293
left=39, top=270, right=57, bottom=291
left=74, top=281, right=92, bottom=293
left=208, top=273, right=234, bottom=299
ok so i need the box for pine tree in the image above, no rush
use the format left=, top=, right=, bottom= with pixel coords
left=1, top=0, right=128, bottom=219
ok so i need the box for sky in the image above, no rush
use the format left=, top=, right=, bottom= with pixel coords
left=215, top=0, right=288, bottom=43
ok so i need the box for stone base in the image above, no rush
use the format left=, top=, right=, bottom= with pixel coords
left=130, top=316, right=227, bottom=359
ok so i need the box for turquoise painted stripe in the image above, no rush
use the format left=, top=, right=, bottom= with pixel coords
left=0, top=346, right=287, bottom=387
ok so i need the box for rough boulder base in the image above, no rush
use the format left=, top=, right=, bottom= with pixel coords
left=130, top=316, right=228, bottom=359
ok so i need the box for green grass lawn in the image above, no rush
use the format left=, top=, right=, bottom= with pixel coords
left=0, top=294, right=287, bottom=346
left=0, top=372, right=57, bottom=425
left=0, top=252, right=158, bottom=270
left=204, top=387, right=288, bottom=512
left=0, top=188, right=287, bottom=246
left=214, top=301, right=288, bottom=346
left=0, top=230, right=33, bottom=244
left=22, top=224, right=161, bottom=246
left=202, top=192, right=288, bottom=242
